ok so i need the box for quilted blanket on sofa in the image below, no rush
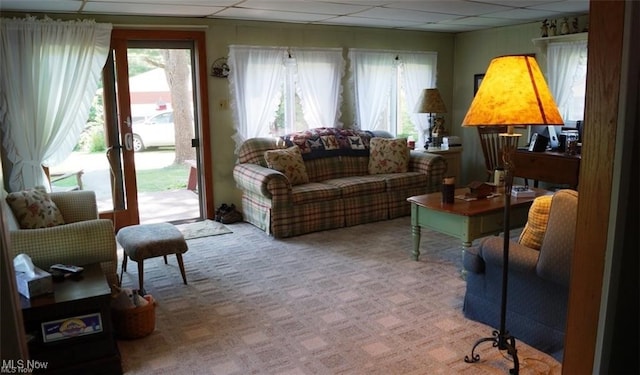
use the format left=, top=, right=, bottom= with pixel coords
left=280, top=127, right=375, bottom=160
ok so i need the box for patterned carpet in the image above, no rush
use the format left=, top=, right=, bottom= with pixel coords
left=116, top=217, right=561, bottom=375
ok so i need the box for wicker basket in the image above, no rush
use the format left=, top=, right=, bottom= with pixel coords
left=111, top=295, right=156, bottom=339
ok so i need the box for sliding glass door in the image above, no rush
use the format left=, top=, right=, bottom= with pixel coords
left=48, top=29, right=212, bottom=229
left=50, top=29, right=214, bottom=228
left=104, top=29, right=212, bottom=228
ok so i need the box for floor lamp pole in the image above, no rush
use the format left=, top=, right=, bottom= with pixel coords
left=465, top=133, right=520, bottom=375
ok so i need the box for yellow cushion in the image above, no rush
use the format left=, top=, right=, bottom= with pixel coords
left=6, top=186, right=65, bottom=229
left=518, top=194, right=553, bottom=250
left=264, top=146, right=309, bottom=185
left=368, top=137, right=409, bottom=174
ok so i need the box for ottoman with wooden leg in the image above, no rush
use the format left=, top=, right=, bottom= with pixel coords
left=116, top=222, right=188, bottom=293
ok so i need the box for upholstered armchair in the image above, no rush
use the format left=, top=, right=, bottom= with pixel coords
left=462, top=189, right=578, bottom=361
left=4, top=190, right=118, bottom=288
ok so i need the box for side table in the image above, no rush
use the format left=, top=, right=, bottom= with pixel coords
left=20, top=263, right=122, bottom=374
left=426, top=147, right=463, bottom=185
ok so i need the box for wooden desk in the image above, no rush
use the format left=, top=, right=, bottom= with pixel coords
left=512, top=150, right=581, bottom=188
left=407, top=188, right=550, bottom=261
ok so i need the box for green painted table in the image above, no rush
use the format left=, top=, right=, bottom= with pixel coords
left=407, top=188, right=550, bottom=261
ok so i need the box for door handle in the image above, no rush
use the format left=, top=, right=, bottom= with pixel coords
left=125, top=133, right=133, bottom=151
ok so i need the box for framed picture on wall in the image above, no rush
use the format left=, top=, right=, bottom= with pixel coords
left=474, top=73, right=485, bottom=96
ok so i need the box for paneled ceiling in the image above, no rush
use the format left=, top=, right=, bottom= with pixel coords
left=1, top=0, right=589, bottom=33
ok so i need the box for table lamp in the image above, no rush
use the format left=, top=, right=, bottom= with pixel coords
left=461, top=55, right=564, bottom=374
left=415, top=88, right=447, bottom=149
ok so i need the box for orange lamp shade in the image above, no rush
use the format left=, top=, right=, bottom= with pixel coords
left=462, top=55, right=564, bottom=127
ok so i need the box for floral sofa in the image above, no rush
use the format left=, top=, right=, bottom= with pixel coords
left=233, top=127, right=447, bottom=238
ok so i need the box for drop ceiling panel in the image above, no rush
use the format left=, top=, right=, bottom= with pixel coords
left=83, top=2, right=222, bottom=16
left=235, top=1, right=371, bottom=15
left=384, top=1, right=511, bottom=16
left=318, top=16, right=423, bottom=29
left=213, top=8, right=332, bottom=23
left=0, top=0, right=82, bottom=13
left=0, top=0, right=589, bottom=33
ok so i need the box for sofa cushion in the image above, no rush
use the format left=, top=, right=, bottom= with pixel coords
left=6, top=186, right=66, bottom=229
left=324, top=176, right=387, bottom=198
left=264, top=146, right=309, bottom=185
left=291, top=182, right=342, bottom=205
left=303, top=156, right=369, bottom=182
left=368, top=137, right=409, bottom=174
left=519, top=194, right=553, bottom=250
left=377, top=172, right=428, bottom=191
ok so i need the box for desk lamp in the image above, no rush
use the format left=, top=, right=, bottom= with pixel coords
left=461, top=55, right=564, bottom=374
left=415, top=88, right=447, bottom=149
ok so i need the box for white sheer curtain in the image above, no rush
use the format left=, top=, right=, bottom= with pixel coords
left=348, top=49, right=396, bottom=130
left=547, top=40, right=588, bottom=121
left=399, top=51, right=438, bottom=147
left=228, top=45, right=287, bottom=151
left=0, top=16, right=112, bottom=192
left=291, top=47, right=345, bottom=129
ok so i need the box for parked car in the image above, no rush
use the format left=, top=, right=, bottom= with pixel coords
left=132, top=111, right=175, bottom=152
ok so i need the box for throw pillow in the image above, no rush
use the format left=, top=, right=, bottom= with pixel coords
left=368, top=137, right=409, bottom=174
left=6, top=186, right=66, bottom=229
left=264, top=146, right=310, bottom=185
left=518, top=194, right=553, bottom=250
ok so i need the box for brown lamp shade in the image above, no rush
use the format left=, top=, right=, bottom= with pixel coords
left=462, top=55, right=564, bottom=127
left=415, top=88, right=447, bottom=114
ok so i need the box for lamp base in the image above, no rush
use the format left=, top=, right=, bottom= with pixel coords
left=465, top=329, right=519, bottom=374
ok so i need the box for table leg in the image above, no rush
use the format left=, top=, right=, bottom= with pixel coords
left=460, top=241, right=472, bottom=279
left=411, top=224, right=421, bottom=261
left=462, top=241, right=472, bottom=252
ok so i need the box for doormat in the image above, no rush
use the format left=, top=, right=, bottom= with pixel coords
left=175, top=219, right=232, bottom=240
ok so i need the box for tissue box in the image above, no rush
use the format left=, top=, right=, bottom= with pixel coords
left=16, top=267, right=53, bottom=298
left=443, top=136, right=462, bottom=147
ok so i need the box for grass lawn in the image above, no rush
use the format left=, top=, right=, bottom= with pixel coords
left=51, top=163, right=190, bottom=192
left=136, top=163, right=189, bottom=191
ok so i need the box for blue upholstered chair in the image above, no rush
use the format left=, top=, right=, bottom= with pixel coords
left=462, top=189, right=578, bottom=361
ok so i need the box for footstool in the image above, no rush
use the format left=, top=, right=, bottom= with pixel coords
left=117, top=223, right=189, bottom=292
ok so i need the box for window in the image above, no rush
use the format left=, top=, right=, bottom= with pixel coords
left=348, top=49, right=437, bottom=146
left=547, top=40, right=588, bottom=125
left=272, top=57, right=307, bottom=136
left=228, top=46, right=344, bottom=148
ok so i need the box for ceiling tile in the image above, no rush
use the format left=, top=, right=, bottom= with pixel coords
left=318, top=16, right=423, bottom=29
left=83, top=2, right=222, bottom=16
left=213, top=8, right=332, bottom=23
left=314, top=0, right=389, bottom=5
left=384, top=0, right=511, bottom=16
left=484, top=7, right=563, bottom=20
left=447, top=16, right=520, bottom=27
left=528, top=0, right=589, bottom=13
left=92, top=0, right=237, bottom=4
left=351, top=7, right=454, bottom=23
left=0, top=0, right=82, bottom=13
left=235, top=1, right=371, bottom=15
left=405, top=23, right=482, bottom=32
